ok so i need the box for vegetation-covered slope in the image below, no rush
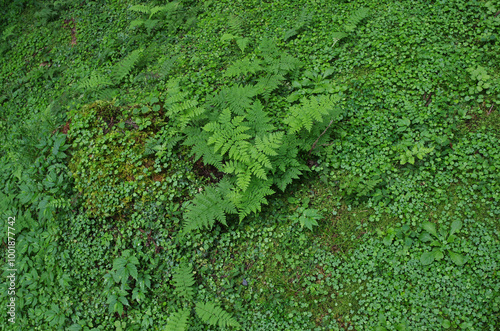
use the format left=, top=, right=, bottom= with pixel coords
left=0, top=0, right=499, bottom=330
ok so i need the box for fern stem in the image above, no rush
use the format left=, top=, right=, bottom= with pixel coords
left=308, top=118, right=335, bottom=157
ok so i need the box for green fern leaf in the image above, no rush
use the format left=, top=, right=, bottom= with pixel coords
left=224, top=57, right=263, bottom=77
left=284, top=95, right=338, bottom=134
left=111, top=48, right=143, bottom=84
left=228, top=14, right=243, bottom=37
left=255, top=74, right=285, bottom=101
left=345, top=8, right=370, bottom=32
left=128, top=4, right=151, bottom=14
left=79, top=72, right=112, bottom=90
left=130, top=19, right=146, bottom=28
left=165, top=308, right=190, bottom=331
left=172, top=262, right=195, bottom=299
left=235, top=178, right=274, bottom=220
left=183, top=179, right=237, bottom=232
left=195, top=302, right=241, bottom=328
left=236, top=37, right=249, bottom=53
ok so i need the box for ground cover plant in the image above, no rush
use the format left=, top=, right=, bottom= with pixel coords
left=0, top=0, right=499, bottom=330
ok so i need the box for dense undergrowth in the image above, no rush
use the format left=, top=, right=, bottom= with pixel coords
left=1, top=0, right=499, bottom=330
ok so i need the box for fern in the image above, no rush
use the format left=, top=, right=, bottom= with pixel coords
left=165, top=309, right=190, bottom=331
left=195, top=302, right=241, bottom=328
left=255, top=73, right=285, bottom=102
left=233, top=178, right=274, bottom=220
left=284, top=94, right=339, bottom=134
left=172, top=262, right=195, bottom=300
left=158, top=55, right=179, bottom=79
left=345, top=8, right=370, bottom=32
left=183, top=178, right=237, bottom=232
left=128, top=4, right=151, bottom=14
left=331, top=7, right=370, bottom=42
left=79, top=72, right=112, bottom=90
left=283, top=7, right=313, bottom=41
left=210, top=85, right=257, bottom=115
left=183, top=127, right=223, bottom=168
left=112, top=48, right=143, bottom=84
left=224, top=57, right=263, bottom=78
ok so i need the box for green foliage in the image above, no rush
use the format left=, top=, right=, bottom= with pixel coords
left=128, top=1, right=182, bottom=35
left=172, top=262, right=195, bottom=300
left=164, top=309, right=190, bottom=331
left=419, top=220, right=468, bottom=266
left=1, top=0, right=499, bottom=329
left=220, top=15, right=250, bottom=53
left=195, top=302, right=242, bottom=328
left=165, top=261, right=241, bottom=330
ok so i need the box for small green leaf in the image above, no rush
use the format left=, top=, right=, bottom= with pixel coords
left=442, top=319, right=451, bottom=328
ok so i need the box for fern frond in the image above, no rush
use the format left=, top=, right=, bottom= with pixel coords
left=195, top=302, right=241, bottom=329
left=158, top=55, right=179, bottom=78
left=128, top=4, right=151, bottom=14
left=228, top=15, right=243, bottom=37
left=79, top=72, right=112, bottom=90
left=268, top=53, right=302, bottom=75
left=130, top=19, right=146, bottom=29
left=284, top=95, right=338, bottom=134
left=331, top=32, right=348, bottom=41
left=283, top=7, right=313, bottom=41
left=214, top=85, right=257, bottom=115
left=255, top=74, right=285, bottom=101
left=255, top=132, right=283, bottom=156
left=165, top=308, right=190, bottom=331
left=236, top=178, right=274, bottom=220
left=183, top=179, right=237, bottom=232
left=172, top=262, right=195, bottom=299
left=96, top=88, right=118, bottom=101
left=183, top=128, right=223, bottom=168
left=111, top=48, right=143, bottom=84
left=345, top=8, right=370, bottom=32
left=245, top=101, right=275, bottom=136
left=224, top=57, right=263, bottom=77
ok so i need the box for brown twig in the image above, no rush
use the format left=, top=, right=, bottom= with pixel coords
left=424, top=92, right=433, bottom=107
left=308, top=118, right=335, bottom=157
left=487, top=104, right=495, bottom=115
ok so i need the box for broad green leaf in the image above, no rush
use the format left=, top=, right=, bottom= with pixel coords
left=422, top=222, right=438, bottom=237
left=433, top=249, right=444, bottom=260
left=127, top=263, right=138, bottom=280
left=430, top=240, right=441, bottom=247
left=113, top=257, right=127, bottom=270
left=442, top=319, right=451, bottom=328
left=420, top=251, right=435, bottom=265
left=448, top=251, right=467, bottom=266
left=449, top=220, right=462, bottom=236
left=419, top=231, right=433, bottom=242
